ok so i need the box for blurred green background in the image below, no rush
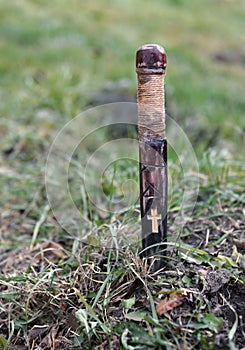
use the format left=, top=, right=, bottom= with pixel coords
left=0, top=0, right=244, bottom=210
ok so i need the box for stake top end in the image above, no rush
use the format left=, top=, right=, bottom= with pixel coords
left=136, top=44, right=167, bottom=72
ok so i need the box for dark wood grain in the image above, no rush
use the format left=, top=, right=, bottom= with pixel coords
left=139, top=138, right=167, bottom=270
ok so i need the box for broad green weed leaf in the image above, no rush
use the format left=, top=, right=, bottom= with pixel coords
left=123, top=296, right=135, bottom=311
left=125, top=311, right=146, bottom=322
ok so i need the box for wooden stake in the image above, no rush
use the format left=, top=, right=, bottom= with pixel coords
left=136, top=44, right=167, bottom=271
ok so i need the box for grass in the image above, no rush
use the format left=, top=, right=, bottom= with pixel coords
left=0, top=0, right=245, bottom=349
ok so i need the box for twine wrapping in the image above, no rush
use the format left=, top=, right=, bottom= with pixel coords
left=137, top=73, right=165, bottom=140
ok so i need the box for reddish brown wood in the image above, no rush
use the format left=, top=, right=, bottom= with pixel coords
left=136, top=44, right=167, bottom=70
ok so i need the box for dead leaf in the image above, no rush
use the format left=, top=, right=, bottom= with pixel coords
left=198, top=268, right=209, bottom=277
left=98, top=336, right=120, bottom=350
left=40, top=325, right=59, bottom=349
left=35, top=241, right=67, bottom=261
left=66, top=310, right=80, bottom=331
left=28, top=325, right=49, bottom=341
left=233, top=238, right=245, bottom=250
left=156, top=292, right=184, bottom=316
